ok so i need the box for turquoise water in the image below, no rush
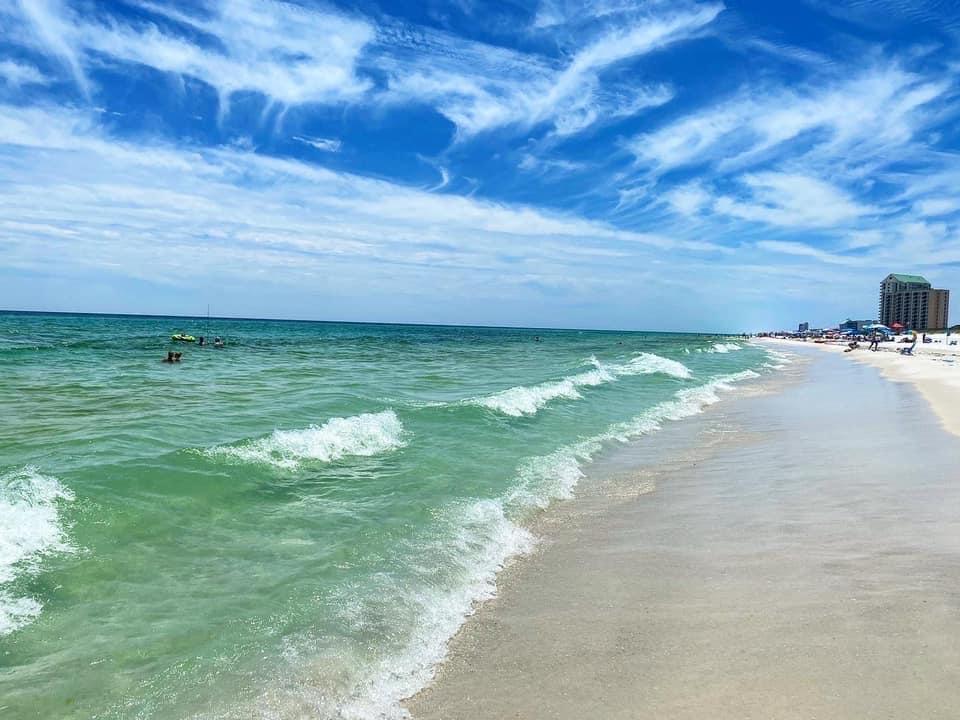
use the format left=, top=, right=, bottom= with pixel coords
left=0, top=313, right=781, bottom=719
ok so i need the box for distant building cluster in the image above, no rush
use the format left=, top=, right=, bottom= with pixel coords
left=786, top=273, right=952, bottom=338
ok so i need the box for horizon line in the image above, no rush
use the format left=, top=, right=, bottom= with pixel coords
left=0, top=308, right=748, bottom=336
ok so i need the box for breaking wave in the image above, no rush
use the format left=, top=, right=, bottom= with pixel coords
left=505, top=370, right=761, bottom=513
left=205, top=411, right=406, bottom=470
left=473, top=352, right=691, bottom=417
left=697, top=342, right=743, bottom=353
left=0, top=466, right=74, bottom=636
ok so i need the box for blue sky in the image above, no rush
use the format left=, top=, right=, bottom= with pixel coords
left=1, top=0, right=958, bottom=331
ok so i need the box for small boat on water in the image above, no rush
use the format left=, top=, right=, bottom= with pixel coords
left=171, top=334, right=196, bottom=343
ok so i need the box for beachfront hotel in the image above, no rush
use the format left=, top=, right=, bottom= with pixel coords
left=878, top=273, right=950, bottom=331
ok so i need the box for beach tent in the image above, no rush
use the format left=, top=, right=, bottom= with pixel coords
left=891, top=322, right=905, bottom=332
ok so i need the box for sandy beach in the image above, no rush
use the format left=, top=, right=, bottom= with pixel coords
left=760, top=336, right=960, bottom=438
left=406, top=348, right=960, bottom=719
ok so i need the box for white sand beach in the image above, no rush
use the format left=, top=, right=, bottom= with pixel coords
left=760, top=336, right=960, bottom=438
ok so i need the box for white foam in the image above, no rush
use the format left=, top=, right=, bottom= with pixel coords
left=339, top=499, right=536, bottom=720
left=206, top=411, right=406, bottom=470
left=507, top=369, right=762, bottom=513
left=236, top=499, right=536, bottom=720
left=0, top=466, right=74, bottom=636
left=475, top=378, right=584, bottom=416
left=505, top=440, right=600, bottom=510
left=709, top=342, right=743, bottom=353
left=473, top=352, right=691, bottom=417
left=616, top=352, right=692, bottom=379
left=764, top=348, right=795, bottom=368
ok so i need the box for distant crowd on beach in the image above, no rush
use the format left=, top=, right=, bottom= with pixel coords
left=763, top=328, right=960, bottom=360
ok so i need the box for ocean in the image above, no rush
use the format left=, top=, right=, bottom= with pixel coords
left=0, top=313, right=785, bottom=719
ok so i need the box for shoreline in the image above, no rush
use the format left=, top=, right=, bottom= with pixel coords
left=758, top=336, right=960, bottom=438
left=405, top=348, right=960, bottom=719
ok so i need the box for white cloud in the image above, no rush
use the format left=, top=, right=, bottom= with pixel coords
left=629, top=64, right=948, bottom=175
left=844, top=230, right=885, bottom=250
left=294, top=136, right=342, bottom=153
left=12, top=0, right=88, bottom=95
left=713, top=173, right=876, bottom=228
left=0, top=59, right=48, bottom=87
left=6, top=0, right=374, bottom=112
left=0, top=104, right=726, bottom=311
left=2, top=0, right=719, bottom=139
left=381, top=4, right=720, bottom=137
left=663, top=183, right=710, bottom=215
left=755, top=240, right=860, bottom=265
left=914, top=197, right=960, bottom=217
left=518, top=153, right=585, bottom=174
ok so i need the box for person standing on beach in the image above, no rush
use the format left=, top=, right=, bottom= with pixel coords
left=869, top=331, right=880, bottom=351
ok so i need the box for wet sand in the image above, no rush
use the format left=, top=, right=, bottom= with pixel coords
left=761, top=336, right=960, bottom=438
left=406, top=349, right=960, bottom=719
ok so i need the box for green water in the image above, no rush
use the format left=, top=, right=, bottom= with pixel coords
left=0, top=313, right=778, bottom=719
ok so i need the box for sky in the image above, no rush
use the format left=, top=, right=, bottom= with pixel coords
left=0, top=0, right=958, bottom=331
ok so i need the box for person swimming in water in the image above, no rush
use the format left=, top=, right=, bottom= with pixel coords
left=163, top=351, right=175, bottom=363
left=213, top=336, right=224, bottom=348
left=174, top=351, right=182, bottom=362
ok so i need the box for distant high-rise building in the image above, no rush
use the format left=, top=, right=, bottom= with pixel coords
left=798, top=322, right=809, bottom=333
left=878, top=274, right=950, bottom=330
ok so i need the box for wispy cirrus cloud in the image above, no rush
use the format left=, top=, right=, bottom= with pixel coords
left=2, top=0, right=375, bottom=112
left=0, top=104, right=726, bottom=312
left=0, top=58, right=48, bottom=87
left=914, top=197, right=960, bottom=217
left=626, top=54, right=960, bottom=280
left=294, top=136, right=342, bottom=153
left=380, top=3, right=721, bottom=137
left=1, top=0, right=721, bottom=142
left=629, top=63, right=949, bottom=176
left=713, top=173, right=878, bottom=228
left=9, top=0, right=89, bottom=95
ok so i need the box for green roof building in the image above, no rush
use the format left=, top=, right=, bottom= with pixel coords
left=879, top=273, right=950, bottom=331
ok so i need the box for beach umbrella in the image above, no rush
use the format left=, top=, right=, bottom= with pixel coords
left=863, top=323, right=891, bottom=332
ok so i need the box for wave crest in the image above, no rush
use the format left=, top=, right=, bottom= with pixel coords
left=473, top=352, right=690, bottom=417
left=617, top=352, right=692, bottom=379
left=205, top=411, right=406, bottom=470
left=698, top=342, right=743, bottom=353
left=505, top=370, right=761, bottom=512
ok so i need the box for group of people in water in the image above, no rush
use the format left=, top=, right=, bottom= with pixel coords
left=163, top=335, right=224, bottom=362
